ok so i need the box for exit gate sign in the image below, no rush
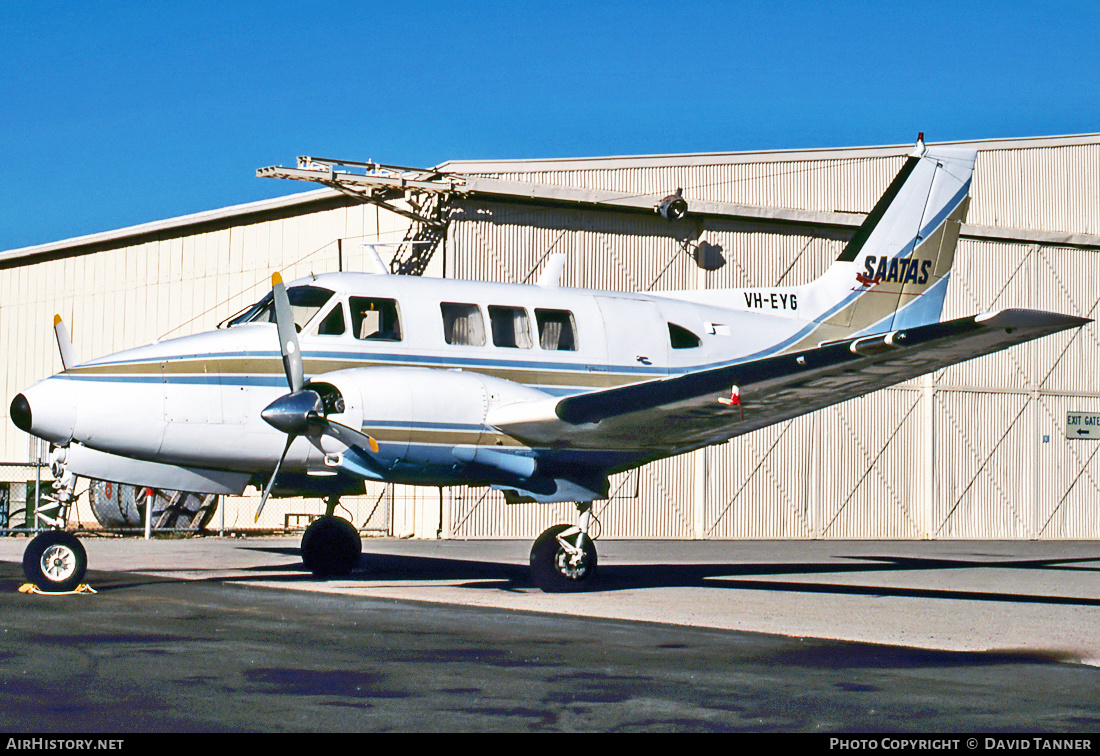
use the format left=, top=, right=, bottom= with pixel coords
left=1066, top=412, right=1100, bottom=440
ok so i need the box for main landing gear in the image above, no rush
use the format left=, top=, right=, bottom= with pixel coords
left=529, top=502, right=598, bottom=593
left=300, top=497, right=362, bottom=577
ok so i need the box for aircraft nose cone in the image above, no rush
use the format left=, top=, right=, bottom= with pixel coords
left=10, top=393, right=32, bottom=432
left=11, top=380, right=77, bottom=444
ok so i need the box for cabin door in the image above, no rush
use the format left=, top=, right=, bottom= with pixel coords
left=594, top=296, right=669, bottom=377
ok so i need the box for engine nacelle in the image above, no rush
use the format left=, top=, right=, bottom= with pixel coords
left=308, top=366, right=552, bottom=485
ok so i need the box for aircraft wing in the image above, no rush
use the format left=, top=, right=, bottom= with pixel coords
left=490, top=309, right=1090, bottom=455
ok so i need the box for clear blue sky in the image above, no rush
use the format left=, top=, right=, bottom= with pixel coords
left=3, top=1, right=1098, bottom=252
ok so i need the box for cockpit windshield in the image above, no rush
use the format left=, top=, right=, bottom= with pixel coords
left=227, top=285, right=335, bottom=331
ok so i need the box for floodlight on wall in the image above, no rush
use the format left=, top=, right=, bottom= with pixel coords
left=655, top=189, right=688, bottom=221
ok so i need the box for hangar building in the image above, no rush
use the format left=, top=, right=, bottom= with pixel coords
left=1, top=134, right=1098, bottom=540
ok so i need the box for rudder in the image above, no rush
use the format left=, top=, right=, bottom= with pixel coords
left=813, top=140, right=977, bottom=335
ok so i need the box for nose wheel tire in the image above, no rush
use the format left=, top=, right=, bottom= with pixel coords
left=530, top=523, right=598, bottom=593
left=23, top=531, right=88, bottom=593
left=300, top=516, right=361, bottom=577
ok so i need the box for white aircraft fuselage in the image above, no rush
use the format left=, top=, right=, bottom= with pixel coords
left=18, top=270, right=821, bottom=501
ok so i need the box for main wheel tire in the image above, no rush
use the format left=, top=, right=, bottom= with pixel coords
left=23, top=531, right=88, bottom=592
left=529, top=523, right=598, bottom=593
left=300, top=516, right=362, bottom=577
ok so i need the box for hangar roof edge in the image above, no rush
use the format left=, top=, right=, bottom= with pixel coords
left=436, top=133, right=1100, bottom=173
left=0, top=187, right=341, bottom=264
left=4, top=134, right=1098, bottom=262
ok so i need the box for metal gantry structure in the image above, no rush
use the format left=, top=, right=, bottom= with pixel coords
left=257, top=158, right=459, bottom=276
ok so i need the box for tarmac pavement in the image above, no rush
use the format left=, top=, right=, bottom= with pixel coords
left=4, top=534, right=1099, bottom=665
left=3, top=534, right=1100, bottom=733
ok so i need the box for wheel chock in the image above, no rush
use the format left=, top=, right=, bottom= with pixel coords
left=17, top=583, right=97, bottom=595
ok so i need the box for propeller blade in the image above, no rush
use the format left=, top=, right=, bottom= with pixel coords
left=263, top=273, right=380, bottom=495
left=271, top=272, right=304, bottom=393
left=323, top=418, right=380, bottom=454
left=53, top=315, right=79, bottom=370
left=256, top=434, right=295, bottom=522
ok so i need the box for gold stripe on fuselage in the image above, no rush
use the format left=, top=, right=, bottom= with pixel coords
left=64, top=355, right=649, bottom=390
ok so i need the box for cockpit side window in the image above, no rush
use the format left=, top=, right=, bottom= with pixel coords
left=315, top=301, right=346, bottom=336
left=350, top=297, right=402, bottom=341
left=535, top=309, right=578, bottom=351
left=227, top=285, right=334, bottom=332
left=668, top=323, right=702, bottom=349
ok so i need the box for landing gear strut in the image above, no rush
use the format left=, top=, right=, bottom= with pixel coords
left=529, top=502, right=598, bottom=592
left=300, top=497, right=361, bottom=577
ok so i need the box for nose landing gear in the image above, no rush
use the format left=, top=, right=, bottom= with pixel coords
left=21, top=447, right=88, bottom=593
left=23, top=530, right=88, bottom=593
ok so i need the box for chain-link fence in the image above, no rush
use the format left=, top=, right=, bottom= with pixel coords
left=0, top=462, right=53, bottom=533
left=0, top=461, right=391, bottom=537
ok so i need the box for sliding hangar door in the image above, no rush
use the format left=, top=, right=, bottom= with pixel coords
left=1, top=136, right=1096, bottom=539
left=441, top=137, right=1100, bottom=540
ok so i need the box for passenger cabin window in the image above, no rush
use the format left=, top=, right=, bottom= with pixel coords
left=489, top=306, right=533, bottom=349
left=668, top=323, right=702, bottom=349
left=535, top=309, right=577, bottom=351
left=227, top=285, right=334, bottom=333
left=441, top=302, right=485, bottom=346
left=351, top=297, right=402, bottom=341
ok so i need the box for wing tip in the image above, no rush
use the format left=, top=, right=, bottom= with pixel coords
left=975, top=308, right=1092, bottom=330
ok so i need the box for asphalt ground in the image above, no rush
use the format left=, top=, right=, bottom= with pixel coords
left=2, top=534, right=1100, bottom=734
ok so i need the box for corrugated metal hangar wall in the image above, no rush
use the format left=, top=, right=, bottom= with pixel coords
left=1, top=135, right=1097, bottom=539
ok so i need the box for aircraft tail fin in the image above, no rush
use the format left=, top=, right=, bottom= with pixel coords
left=796, top=139, right=977, bottom=337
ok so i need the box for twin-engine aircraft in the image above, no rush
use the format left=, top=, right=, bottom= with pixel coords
left=11, top=140, right=1089, bottom=592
